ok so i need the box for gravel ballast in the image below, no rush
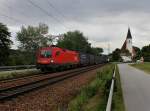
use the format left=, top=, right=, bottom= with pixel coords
left=0, top=67, right=102, bottom=111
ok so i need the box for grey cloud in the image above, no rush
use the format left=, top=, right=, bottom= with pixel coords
left=0, top=0, right=150, bottom=52
left=1, top=0, right=150, bottom=25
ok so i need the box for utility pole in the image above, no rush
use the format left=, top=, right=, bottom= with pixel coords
left=108, top=43, right=110, bottom=55
left=108, top=43, right=110, bottom=62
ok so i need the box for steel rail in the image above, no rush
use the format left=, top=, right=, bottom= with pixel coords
left=0, top=64, right=103, bottom=100
left=0, top=65, right=101, bottom=91
left=0, top=64, right=98, bottom=82
left=0, top=64, right=103, bottom=86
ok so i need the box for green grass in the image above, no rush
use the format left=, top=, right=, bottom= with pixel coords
left=67, top=64, right=114, bottom=111
left=81, top=90, right=107, bottom=111
left=112, top=66, right=125, bottom=111
left=130, top=63, right=150, bottom=74
left=67, top=64, right=125, bottom=111
left=0, top=69, right=40, bottom=80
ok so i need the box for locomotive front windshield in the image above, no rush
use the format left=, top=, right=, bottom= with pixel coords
left=40, top=50, right=52, bottom=58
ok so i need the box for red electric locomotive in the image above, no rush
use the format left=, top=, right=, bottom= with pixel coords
left=36, top=46, right=79, bottom=71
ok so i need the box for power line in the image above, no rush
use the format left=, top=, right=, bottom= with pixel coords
left=2, top=3, right=26, bottom=17
left=46, top=0, right=80, bottom=30
left=0, top=0, right=71, bottom=32
left=0, top=12, right=23, bottom=24
left=27, top=0, right=70, bottom=30
left=0, top=1, right=26, bottom=26
left=46, top=1, right=67, bottom=21
left=46, top=0, right=74, bottom=29
left=108, top=42, right=110, bottom=55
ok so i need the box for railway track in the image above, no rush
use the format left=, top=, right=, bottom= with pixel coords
left=0, top=64, right=104, bottom=100
left=0, top=65, right=102, bottom=90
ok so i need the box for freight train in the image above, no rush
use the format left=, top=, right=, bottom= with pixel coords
left=36, top=45, right=108, bottom=71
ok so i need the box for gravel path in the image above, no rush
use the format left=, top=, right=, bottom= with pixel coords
left=0, top=67, right=101, bottom=111
left=118, top=64, right=150, bottom=111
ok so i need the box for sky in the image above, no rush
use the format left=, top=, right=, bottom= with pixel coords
left=0, top=0, right=150, bottom=54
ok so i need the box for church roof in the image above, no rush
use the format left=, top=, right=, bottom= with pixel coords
left=121, top=28, right=132, bottom=51
left=121, top=40, right=126, bottom=51
left=126, top=28, right=132, bottom=39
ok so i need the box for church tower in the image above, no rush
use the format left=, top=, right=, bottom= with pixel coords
left=126, top=28, right=132, bottom=54
left=121, top=28, right=136, bottom=62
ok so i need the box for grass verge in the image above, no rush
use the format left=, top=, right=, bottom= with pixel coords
left=67, top=64, right=125, bottom=111
left=67, top=64, right=114, bottom=111
left=112, top=65, right=125, bottom=111
left=130, top=63, right=150, bottom=74
left=0, top=69, right=40, bottom=81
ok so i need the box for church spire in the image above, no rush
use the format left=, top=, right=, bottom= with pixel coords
left=126, top=28, right=132, bottom=39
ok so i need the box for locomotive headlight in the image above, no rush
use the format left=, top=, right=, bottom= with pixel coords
left=50, top=60, right=54, bottom=63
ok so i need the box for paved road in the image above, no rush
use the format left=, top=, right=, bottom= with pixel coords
left=118, top=64, right=150, bottom=111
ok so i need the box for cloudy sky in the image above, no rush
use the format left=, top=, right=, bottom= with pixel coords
left=0, top=0, right=150, bottom=54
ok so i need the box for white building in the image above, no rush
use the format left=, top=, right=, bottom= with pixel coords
left=120, top=28, right=136, bottom=62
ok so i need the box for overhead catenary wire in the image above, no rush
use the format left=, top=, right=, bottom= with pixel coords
left=46, top=0, right=77, bottom=30
left=0, top=1, right=26, bottom=26
left=0, top=0, right=71, bottom=34
left=0, top=12, right=23, bottom=24
left=26, top=0, right=70, bottom=31
left=0, top=0, right=56, bottom=32
left=46, top=0, right=68, bottom=22
left=2, top=2, right=27, bottom=18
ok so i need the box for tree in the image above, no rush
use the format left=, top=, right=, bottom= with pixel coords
left=111, top=48, right=122, bottom=62
left=121, top=49, right=131, bottom=56
left=91, top=47, right=103, bottom=55
left=0, top=23, right=12, bottom=65
left=133, top=46, right=141, bottom=60
left=57, top=30, right=92, bottom=53
left=16, top=23, right=53, bottom=64
left=17, top=23, right=53, bottom=52
left=141, top=44, right=150, bottom=61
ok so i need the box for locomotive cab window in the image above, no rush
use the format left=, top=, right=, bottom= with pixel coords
left=40, top=50, right=52, bottom=58
left=55, top=51, right=60, bottom=56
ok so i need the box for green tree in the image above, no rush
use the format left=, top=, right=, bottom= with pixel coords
left=17, top=23, right=53, bottom=52
left=16, top=23, right=53, bottom=64
left=141, top=44, right=150, bottom=61
left=0, top=23, right=12, bottom=65
left=91, top=47, right=103, bottom=55
left=121, top=49, right=131, bottom=56
left=111, top=48, right=122, bottom=62
left=133, top=46, right=141, bottom=60
left=7, top=49, right=35, bottom=65
left=57, top=30, right=92, bottom=53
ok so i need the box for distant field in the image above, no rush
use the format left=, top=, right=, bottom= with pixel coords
left=130, top=63, right=150, bottom=74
